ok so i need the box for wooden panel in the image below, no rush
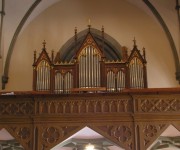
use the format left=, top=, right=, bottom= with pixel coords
left=1, top=89, right=180, bottom=150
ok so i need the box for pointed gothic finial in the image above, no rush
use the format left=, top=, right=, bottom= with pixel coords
left=101, top=25, right=104, bottom=36
left=133, top=37, right=137, bottom=47
left=42, top=40, right=46, bottom=49
left=51, top=49, right=54, bottom=62
left=74, top=27, right=78, bottom=60
left=88, top=18, right=91, bottom=26
left=75, top=27, right=77, bottom=35
left=101, top=25, right=105, bottom=52
left=88, top=18, right=91, bottom=30
left=74, top=27, right=77, bottom=41
left=34, top=50, right=37, bottom=63
left=143, top=47, right=146, bottom=59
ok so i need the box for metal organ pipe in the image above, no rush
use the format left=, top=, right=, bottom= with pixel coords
left=36, top=68, right=39, bottom=91
left=135, top=58, right=138, bottom=88
left=36, top=60, right=50, bottom=91
left=94, top=55, right=96, bottom=87
left=117, top=70, right=125, bottom=91
left=79, top=57, right=81, bottom=87
left=42, top=61, right=45, bottom=90
left=55, top=72, right=73, bottom=94
left=134, top=58, right=137, bottom=88
left=138, top=60, right=142, bottom=88
left=97, top=56, right=100, bottom=87
left=130, top=57, right=144, bottom=89
left=130, top=59, right=135, bottom=88
left=60, top=72, right=73, bottom=93
left=137, top=65, right=140, bottom=88
left=136, top=59, right=140, bottom=88
left=45, top=63, right=47, bottom=90
left=39, top=64, right=42, bottom=90
left=107, top=71, right=116, bottom=92
left=92, top=48, right=94, bottom=87
left=141, top=65, right=144, bottom=88
left=109, top=71, right=112, bottom=91
left=55, top=73, right=59, bottom=93
left=88, top=47, right=90, bottom=87
left=78, top=46, right=101, bottom=88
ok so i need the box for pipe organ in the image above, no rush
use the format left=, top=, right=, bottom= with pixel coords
left=129, top=57, right=144, bottom=88
left=78, top=44, right=101, bottom=88
left=33, top=27, right=147, bottom=93
left=36, top=60, right=50, bottom=91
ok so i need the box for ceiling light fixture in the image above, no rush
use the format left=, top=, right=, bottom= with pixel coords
left=85, top=143, right=94, bottom=150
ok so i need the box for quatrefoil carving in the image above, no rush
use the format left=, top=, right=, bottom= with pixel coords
left=42, top=127, right=63, bottom=144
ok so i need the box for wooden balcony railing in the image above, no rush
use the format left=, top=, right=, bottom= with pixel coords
left=0, top=88, right=180, bottom=150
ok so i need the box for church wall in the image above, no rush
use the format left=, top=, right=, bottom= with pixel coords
left=150, top=0, right=180, bottom=57
left=5, top=0, right=179, bottom=91
left=0, top=58, right=2, bottom=89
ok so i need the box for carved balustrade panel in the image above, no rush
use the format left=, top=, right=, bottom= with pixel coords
left=5, top=124, right=33, bottom=150
left=141, top=123, right=168, bottom=149
left=171, top=123, right=180, bottom=133
left=38, top=125, right=80, bottom=150
left=0, top=97, right=34, bottom=115
left=35, top=94, right=133, bottom=114
left=134, top=94, right=180, bottom=112
left=95, top=124, right=134, bottom=150
left=1, top=91, right=180, bottom=150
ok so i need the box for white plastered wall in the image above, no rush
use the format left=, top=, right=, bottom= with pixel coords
left=5, top=0, right=179, bottom=91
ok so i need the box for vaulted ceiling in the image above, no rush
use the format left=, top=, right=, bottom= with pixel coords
left=0, top=0, right=179, bottom=88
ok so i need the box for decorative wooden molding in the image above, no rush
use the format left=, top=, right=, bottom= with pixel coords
left=38, top=125, right=81, bottom=150
left=0, top=89, right=180, bottom=150
left=0, top=98, right=34, bottom=115
left=134, top=94, right=180, bottom=113
left=140, top=123, right=168, bottom=149
left=5, top=125, right=33, bottom=150
left=96, top=124, right=134, bottom=150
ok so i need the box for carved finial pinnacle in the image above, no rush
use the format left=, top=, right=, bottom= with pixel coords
left=75, top=27, right=77, bottom=34
left=101, top=25, right=104, bottom=34
left=88, top=18, right=91, bottom=26
left=51, top=49, right=54, bottom=62
left=133, top=37, right=137, bottom=47
left=74, top=27, right=77, bottom=41
left=88, top=18, right=91, bottom=30
left=102, top=25, right=104, bottom=38
left=42, top=40, right=46, bottom=49
left=34, top=50, right=37, bottom=63
left=101, top=25, right=105, bottom=52
left=143, top=47, right=146, bottom=59
left=102, top=25, right=104, bottom=31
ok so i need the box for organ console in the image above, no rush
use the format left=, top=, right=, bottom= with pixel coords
left=33, top=26, right=147, bottom=93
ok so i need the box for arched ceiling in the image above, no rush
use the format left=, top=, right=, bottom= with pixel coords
left=3, top=0, right=179, bottom=60
left=0, top=0, right=180, bottom=89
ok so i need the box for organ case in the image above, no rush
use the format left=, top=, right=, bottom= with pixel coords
left=33, top=27, right=147, bottom=93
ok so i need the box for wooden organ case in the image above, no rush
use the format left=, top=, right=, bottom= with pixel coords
left=33, top=26, right=147, bottom=93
